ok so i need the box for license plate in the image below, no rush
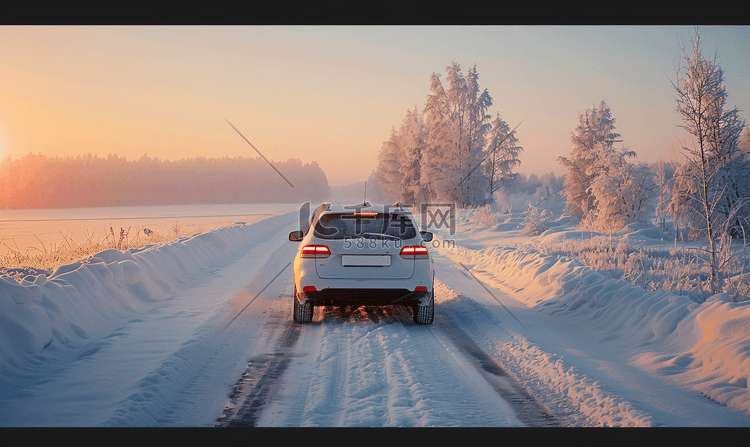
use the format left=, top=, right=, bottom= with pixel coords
left=341, top=255, right=391, bottom=267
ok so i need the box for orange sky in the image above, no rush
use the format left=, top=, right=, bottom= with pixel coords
left=2, top=26, right=749, bottom=186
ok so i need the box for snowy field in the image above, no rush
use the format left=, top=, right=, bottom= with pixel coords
left=2, top=205, right=750, bottom=427
left=0, top=203, right=298, bottom=257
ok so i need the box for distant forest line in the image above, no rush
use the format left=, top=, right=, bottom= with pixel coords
left=0, top=153, right=330, bottom=209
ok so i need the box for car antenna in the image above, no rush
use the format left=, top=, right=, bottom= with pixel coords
left=344, top=181, right=369, bottom=208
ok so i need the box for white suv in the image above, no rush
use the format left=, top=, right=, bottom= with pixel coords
left=288, top=202, right=435, bottom=324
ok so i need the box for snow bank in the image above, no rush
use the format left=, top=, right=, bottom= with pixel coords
left=436, top=241, right=750, bottom=415
left=496, top=335, right=655, bottom=427
left=0, top=212, right=292, bottom=373
left=434, top=281, right=655, bottom=426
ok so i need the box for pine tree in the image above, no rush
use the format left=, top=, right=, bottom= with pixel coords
left=486, top=112, right=523, bottom=196
left=397, top=106, right=428, bottom=207
left=558, top=101, right=652, bottom=233
left=558, top=100, right=629, bottom=221
left=371, top=127, right=404, bottom=203
left=371, top=107, right=429, bottom=206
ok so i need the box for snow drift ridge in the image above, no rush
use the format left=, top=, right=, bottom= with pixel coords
left=0, top=212, right=294, bottom=372
left=437, top=241, right=750, bottom=415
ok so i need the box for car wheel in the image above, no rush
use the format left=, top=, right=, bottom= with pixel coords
left=413, top=289, right=434, bottom=325
left=293, top=286, right=314, bottom=323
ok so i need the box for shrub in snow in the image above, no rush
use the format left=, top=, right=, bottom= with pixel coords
left=469, top=204, right=498, bottom=227
left=531, top=231, right=750, bottom=302
left=521, top=205, right=551, bottom=236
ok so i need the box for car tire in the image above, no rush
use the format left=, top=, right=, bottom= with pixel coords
left=293, top=286, right=314, bottom=323
left=413, top=290, right=434, bottom=325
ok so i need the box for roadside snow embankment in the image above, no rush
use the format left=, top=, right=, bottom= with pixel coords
left=437, top=241, right=750, bottom=416
left=0, top=212, right=292, bottom=373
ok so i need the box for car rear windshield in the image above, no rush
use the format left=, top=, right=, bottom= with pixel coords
left=313, top=213, right=417, bottom=240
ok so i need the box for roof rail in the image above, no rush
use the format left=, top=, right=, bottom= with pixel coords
left=344, top=202, right=371, bottom=209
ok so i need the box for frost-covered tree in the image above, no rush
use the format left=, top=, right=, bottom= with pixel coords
left=558, top=100, right=651, bottom=233
left=558, top=101, right=653, bottom=233
left=373, top=62, right=518, bottom=208
left=740, top=124, right=750, bottom=154
left=486, top=113, right=523, bottom=196
left=670, top=30, right=749, bottom=295
left=397, top=107, right=429, bottom=207
left=371, top=127, right=403, bottom=203
left=371, top=107, right=429, bottom=206
left=422, top=62, right=492, bottom=206
left=559, top=101, right=623, bottom=221
left=654, top=159, right=674, bottom=232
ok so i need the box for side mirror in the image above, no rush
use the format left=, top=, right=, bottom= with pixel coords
left=420, top=230, right=433, bottom=242
left=288, top=230, right=304, bottom=242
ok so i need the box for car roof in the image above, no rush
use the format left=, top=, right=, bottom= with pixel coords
left=322, top=202, right=414, bottom=215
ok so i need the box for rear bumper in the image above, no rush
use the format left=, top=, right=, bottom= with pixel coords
left=296, top=288, right=431, bottom=307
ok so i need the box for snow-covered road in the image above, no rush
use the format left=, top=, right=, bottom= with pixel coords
left=2, top=210, right=750, bottom=427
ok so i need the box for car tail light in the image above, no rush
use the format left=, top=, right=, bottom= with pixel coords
left=303, top=286, right=317, bottom=292
left=400, top=245, right=429, bottom=259
left=415, top=286, right=428, bottom=292
left=301, top=245, right=331, bottom=258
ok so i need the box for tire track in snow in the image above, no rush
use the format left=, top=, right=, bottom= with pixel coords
left=215, top=311, right=303, bottom=427
left=432, top=310, right=559, bottom=427
left=218, top=272, right=556, bottom=426
left=317, top=311, right=349, bottom=425
left=249, top=304, right=528, bottom=427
